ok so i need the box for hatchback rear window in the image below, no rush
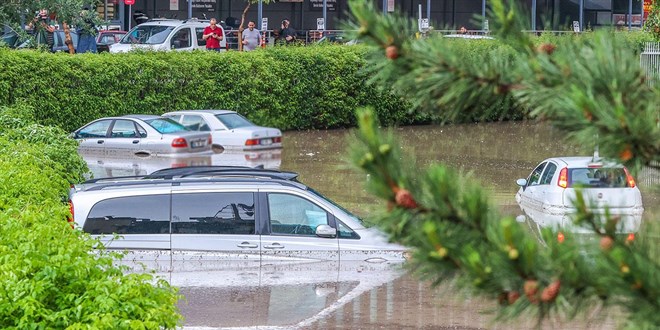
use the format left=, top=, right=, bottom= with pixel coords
left=144, top=118, right=189, bottom=134
left=568, top=168, right=628, bottom=188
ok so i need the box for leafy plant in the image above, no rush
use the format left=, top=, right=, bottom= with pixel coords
left=347, top=0, right=659, bottom=328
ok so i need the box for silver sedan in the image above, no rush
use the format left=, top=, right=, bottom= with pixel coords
left=72, top=115, right=212, bottom=156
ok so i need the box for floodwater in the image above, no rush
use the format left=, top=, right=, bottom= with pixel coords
left=80, top=121, right=658, bottom=329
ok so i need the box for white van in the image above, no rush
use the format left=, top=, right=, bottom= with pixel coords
left=110, top=19, right=226, bottom=53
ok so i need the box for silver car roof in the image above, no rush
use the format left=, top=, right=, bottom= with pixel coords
left=164, top=110, right=237, bottom=115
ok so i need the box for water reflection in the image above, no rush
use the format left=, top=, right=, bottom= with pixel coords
left=80, top=149, right=282, bottom=179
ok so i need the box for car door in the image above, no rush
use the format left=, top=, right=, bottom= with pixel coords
left=81, top=193, right=171, bottom=271
left=535, top=161, right=559, bottom=209
left=104, top=119, right=141, bottom=154
left=169, top=189, right=260, bottom=284
left=260, top=191, right=339, bottom=264
left=169, top=27, right=193, bottom=51
left=520, top=162, right=547, bottom=211
left=75, top=119, right=112, bottom=152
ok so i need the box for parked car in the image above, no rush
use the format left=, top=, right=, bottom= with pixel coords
left=162, top=110, right=282, bottom=151
left=1, top=29, right=22, bottom=48
left=71, top=115, right=212, bottom=156
left=68, top=166, right=406, bottom=272
left=110, top=19, right=225, bottom=53
left=515, top=156, right=644, bottom=215
left=17, top=29, right=78, bottom=52
left=96, top=30, right=126, bottom=52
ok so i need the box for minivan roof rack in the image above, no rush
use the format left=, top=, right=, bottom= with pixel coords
left=146, top=166, right=299, bottom=181
left=80, top=166, right=299, bottom=185
left=82, top=177, right=303, bottom=192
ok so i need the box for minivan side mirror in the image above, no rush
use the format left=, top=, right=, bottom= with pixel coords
left=315, top=224, right=336, bottom=238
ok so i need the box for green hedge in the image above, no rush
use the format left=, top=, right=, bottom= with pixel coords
left=0, top=105, right=181, bottom=328
left=0, top=46, right=421, bottom=132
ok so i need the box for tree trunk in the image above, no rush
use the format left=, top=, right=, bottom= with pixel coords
left=237, top=3, right=251, bottom=51
left=63, top=22, right=75, bottom=54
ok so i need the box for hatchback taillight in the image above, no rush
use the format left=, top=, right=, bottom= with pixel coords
left=273, top=136, right=282, bottom=143
left=557, top=167, right=568, bottom=188
left=623, top=167, right=636, bottom=188
left=171, top=138, right=188, bottom=148
left=207, top=135, right=213, bottom=145
left=245, top=139, right=259, bottom=146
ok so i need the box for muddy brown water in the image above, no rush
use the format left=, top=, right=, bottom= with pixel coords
left=81, top=121, right=658, bottom=329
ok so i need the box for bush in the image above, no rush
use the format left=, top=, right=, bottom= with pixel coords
left=0, top=46, right=416, bottom=132
left=0, top=105, right=181, bottom=328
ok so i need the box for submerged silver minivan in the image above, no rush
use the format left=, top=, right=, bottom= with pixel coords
left=69, top=167, right=406, bottom=272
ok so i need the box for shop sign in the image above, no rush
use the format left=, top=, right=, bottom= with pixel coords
left=309, top=0, right=336, bottom=11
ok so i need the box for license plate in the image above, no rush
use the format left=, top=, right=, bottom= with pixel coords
left=260, top=138, right=272, bottom=145
left=191, top=140, right=205, bottom=148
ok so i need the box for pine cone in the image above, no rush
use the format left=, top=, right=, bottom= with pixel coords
left=536, top=43, right=556, bottom=55
left=620, top=146, right=633, bottom=162
left=540, top=280, right=561, bottom=302
left=395, top=188, right=418, bottom=209
left=600, top=236, right=614, bottom=251
left=524, top=280, right=539, bottom=304
left=386, top=45, right=399, bottom=60
left=507, top=291, right=520, bottom=304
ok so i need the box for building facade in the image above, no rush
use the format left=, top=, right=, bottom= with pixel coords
left=100, top=0, right=649, bottom=33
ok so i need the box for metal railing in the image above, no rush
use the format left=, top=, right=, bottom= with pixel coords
left=640, top=42, right=660, bottom=87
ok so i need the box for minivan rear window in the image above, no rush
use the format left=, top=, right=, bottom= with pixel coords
left=569, top=168, right=628, bottom=188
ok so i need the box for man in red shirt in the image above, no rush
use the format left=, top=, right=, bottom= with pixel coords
left=203, top=18, right=223, bottom=51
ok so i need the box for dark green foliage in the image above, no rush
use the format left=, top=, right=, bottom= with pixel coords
left=0, top=105, right=182, bottom=328
left=0, top=46, right=415, bottom=132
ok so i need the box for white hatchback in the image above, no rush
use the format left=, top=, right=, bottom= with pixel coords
left=162, top=110, right=283, bottom=151
left=515, top=156, right=644, bottom=215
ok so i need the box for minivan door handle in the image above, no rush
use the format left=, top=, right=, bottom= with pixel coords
left=132, top=140, right=139, bottom=144
left=264, top=243, right=285, bottom=249
left=97, top=140, right=104, bottom=144
left=237, top=242, right=258, bottom=249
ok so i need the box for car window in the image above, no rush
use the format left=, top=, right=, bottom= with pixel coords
left=122, top=25, right=174, bottom=45
left=337, top=221, right=359, bottom=239
left=215, top=113, right=255, bottom=129
left=539, top=162, right=557, bottom=185
left=569, top=168, right=628, bottom=188
left=165, top=114, right=182, bottom=122
left=195, top=27, right=206, bottom=46
left=99, top=34, right=115, bottom=43
left=136, top=124, right=147, bottom=138
left=110, top=119, right=138, bottom=138
left=143, top=117, right=189, bottom=134
left=527, top=162, right=547, bottom=186
left=77, top=120, right=112, bottom=138
left=83, top=195, right=170, bottom=235
left=170, top=28, right=191, bottom=49
left=181, top=115, right=210, bottom=131
left=268, top=193, right=329, bottom=236
left=171, top=192, right=255, bottom=234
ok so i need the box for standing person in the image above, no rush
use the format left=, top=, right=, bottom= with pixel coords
left=241, top=21, right=261, bottom=51
left=77, top=6, right=98, bottom=53
left=29, top=9, right=55, bottom=50
left=280, top=19, right=296, bottom=45
left=203, top=18, right=224, bottom=51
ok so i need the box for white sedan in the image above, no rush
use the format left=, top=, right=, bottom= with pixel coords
left=515, top=156, right=644, bottom=215
left=162, top=110, right=282, bottom=151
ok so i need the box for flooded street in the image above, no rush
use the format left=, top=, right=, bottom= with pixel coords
left=82, top=121, right=658, bottom=329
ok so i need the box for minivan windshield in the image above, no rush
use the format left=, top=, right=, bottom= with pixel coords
left=121, top=25, right=174, bottom=45
left=215, top=113, right=255, bottom=129
left=144, top=118, right=189, bottom=134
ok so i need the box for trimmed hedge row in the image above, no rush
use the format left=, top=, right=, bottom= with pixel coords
left=0, top=105, right=181, bottom=328
left=0, top=46, right=420, bottom=132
